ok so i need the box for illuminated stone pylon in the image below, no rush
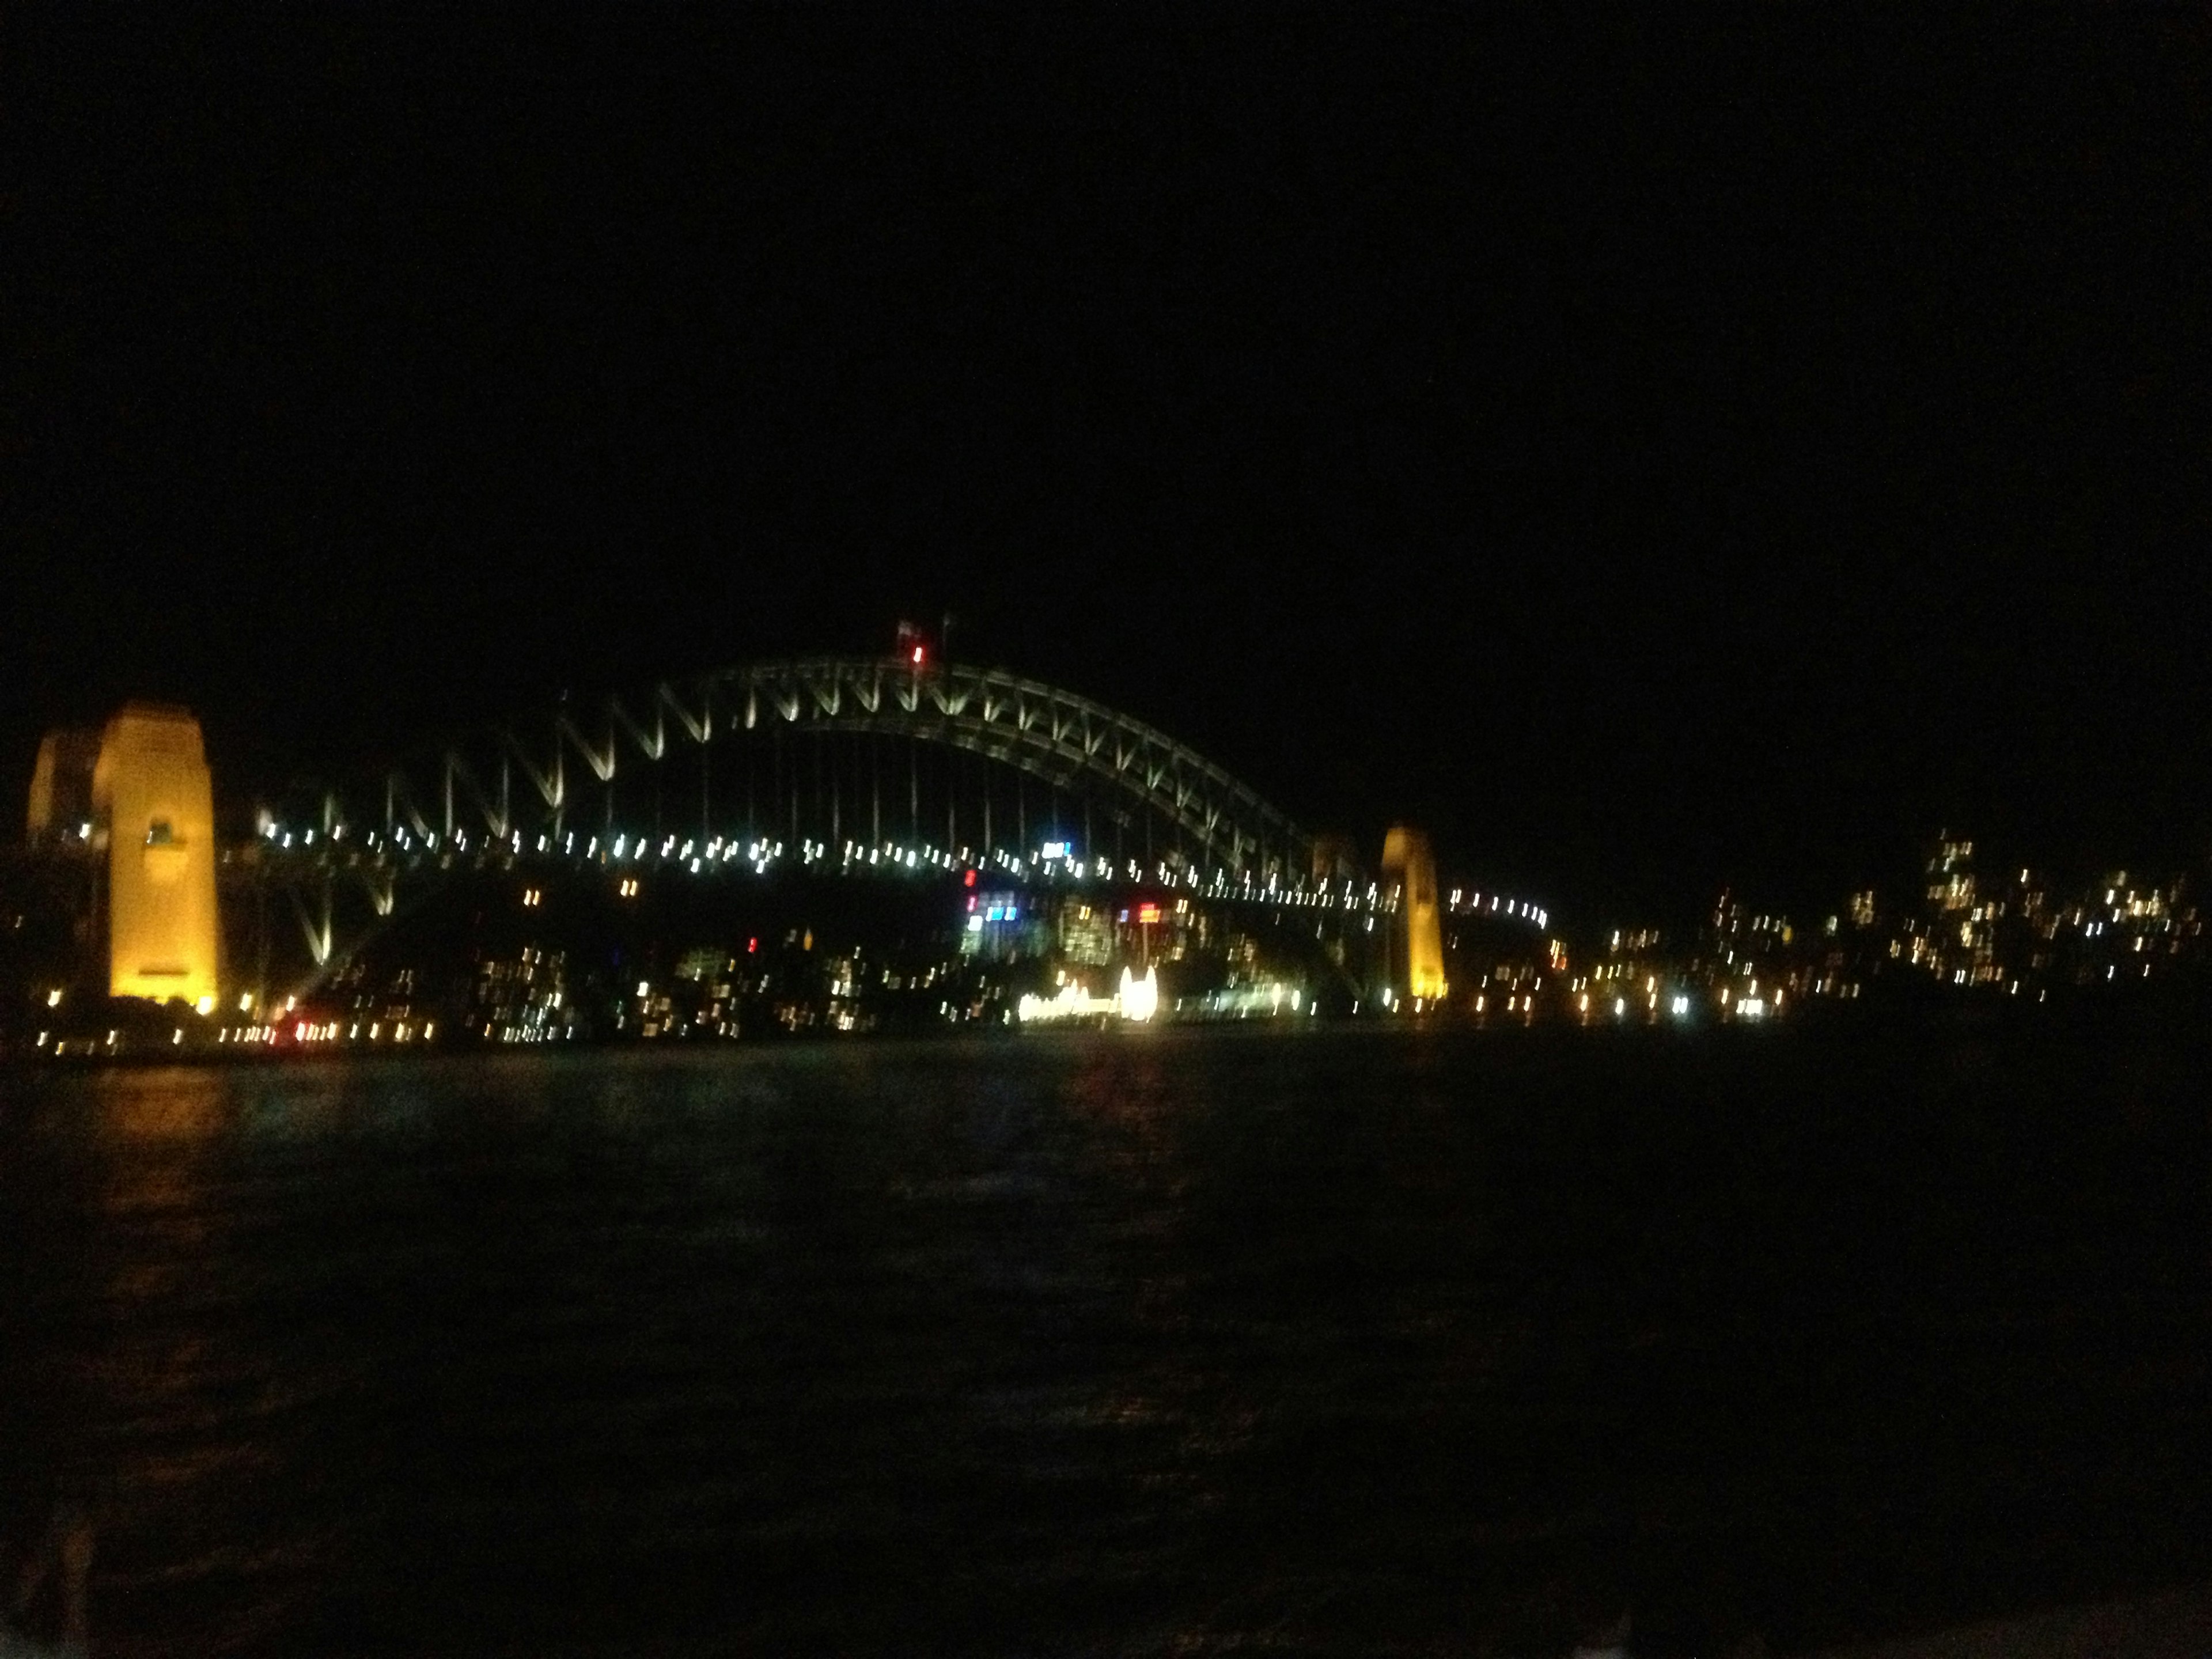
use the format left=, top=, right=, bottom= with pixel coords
left=90, top=704, right=221, bottom=1005
left=1381, top=824, right=1448, bottom=1001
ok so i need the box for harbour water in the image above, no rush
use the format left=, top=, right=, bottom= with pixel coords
left=3, top=1027, right=2208, bottom=1655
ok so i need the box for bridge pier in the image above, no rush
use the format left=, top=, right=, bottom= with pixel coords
left=1382, top=825, right=1448, bottom=1001
left=29, top=704, right=224, bottom=1009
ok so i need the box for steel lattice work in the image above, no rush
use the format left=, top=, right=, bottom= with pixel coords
left=361, top=658, right=1321, bottom=881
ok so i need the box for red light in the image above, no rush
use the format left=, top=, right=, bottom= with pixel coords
left=964, top=869, right=976, bottom=887
left=747, top=937, right=758, bottom=953
left=911, top=646, right=925, bottom=664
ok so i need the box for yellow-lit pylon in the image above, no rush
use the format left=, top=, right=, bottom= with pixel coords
left=92, top=704, right=222, bottom=1006
left=1381, top=825, right=1448, bottom=1001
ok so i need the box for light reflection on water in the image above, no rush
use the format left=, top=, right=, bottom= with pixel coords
left=2, top=1029, right=2210, bottom=1656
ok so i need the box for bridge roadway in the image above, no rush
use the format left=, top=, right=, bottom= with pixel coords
left=243, top=818, right=1550, bottom=971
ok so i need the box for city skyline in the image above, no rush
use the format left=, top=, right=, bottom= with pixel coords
left=13, top=681, right=2201, bottom=1062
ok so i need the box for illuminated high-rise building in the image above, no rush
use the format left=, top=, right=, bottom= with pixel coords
left=90, top=704, right=222, bottom=1006
left=1381, top=824, right=1448, bottom=1001
left=26, top=727, right=103, bottom=846
left=1926, top=832, right=1975, bottom=914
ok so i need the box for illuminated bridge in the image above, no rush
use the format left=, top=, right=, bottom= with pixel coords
left=244, top=656, right=1550, bottom=970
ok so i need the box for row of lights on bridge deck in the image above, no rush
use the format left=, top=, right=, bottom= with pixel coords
left=1446, top=889, right=1548, bottom=929
left=263, top=817, right=1550, bottom=926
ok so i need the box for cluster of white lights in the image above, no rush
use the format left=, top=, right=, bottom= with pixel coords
left=1014, top=965, right=1160, bottom=1025
left=229, top=1018, right=435, bottom=1046
left=1177, top=981, right=1316, bottom=1020
left=488, top=1024, right=570, bottom=1044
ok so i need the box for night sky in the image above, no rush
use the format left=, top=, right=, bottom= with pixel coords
left=8, top=14, right=2209, bottom=928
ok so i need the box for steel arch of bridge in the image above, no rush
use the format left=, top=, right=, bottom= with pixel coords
left=376, top=658, right=1319, bottom=879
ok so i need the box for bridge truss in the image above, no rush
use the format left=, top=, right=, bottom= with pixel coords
left=249, top=657, right=1549, bottom=980
left=353, top=658, right=1321, bottom=881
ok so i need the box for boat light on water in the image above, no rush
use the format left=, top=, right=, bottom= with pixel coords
left=1017, top=965, right=1159, bottom=1025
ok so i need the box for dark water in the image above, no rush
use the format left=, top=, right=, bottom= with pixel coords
left=2, top=1028, right=2209, bottom=1656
